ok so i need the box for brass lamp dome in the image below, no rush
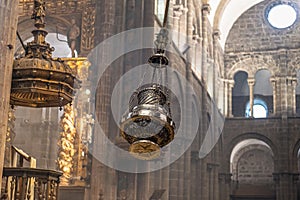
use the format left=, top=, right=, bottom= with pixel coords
left=11, top=57, right=76, bottom=108
left=10, top=0, right=78, bottom=108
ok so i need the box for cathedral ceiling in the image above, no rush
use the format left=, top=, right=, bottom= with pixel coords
left=207, top=0, right=265, bottom=48
left=17, top=0, right=267, bottom=50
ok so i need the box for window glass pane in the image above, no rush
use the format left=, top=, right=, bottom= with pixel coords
left=157, top=0, right=165, bottom=22
left=253, top=104, right=267, bottom=118
left=267, top=4, right=297, bottom=29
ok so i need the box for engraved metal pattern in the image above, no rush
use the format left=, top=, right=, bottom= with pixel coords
left=120, top=84, right=175, bottom=160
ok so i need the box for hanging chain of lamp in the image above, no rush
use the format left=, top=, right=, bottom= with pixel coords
left=120, top=0, right=175, bottom=160
left=10, top=0, right=78, bottom=108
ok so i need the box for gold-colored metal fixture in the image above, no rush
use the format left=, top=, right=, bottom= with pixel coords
left=120, top=0, right=175, bottom=160
left=10, top=0, right=78, bottom=108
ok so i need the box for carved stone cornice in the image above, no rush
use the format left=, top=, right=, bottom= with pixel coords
left=219, top=173, right=232, bottom=184
left=213, top=29, right=221, bottom=41
left=18, top=0, right=96, bottom=16
left=173, top=4, right=187, bottom=19
left=247, top=78, right=256, bottom=86
left=273, top=172, right=300, bottom=184
left=201, top=3, right=211, bottom=15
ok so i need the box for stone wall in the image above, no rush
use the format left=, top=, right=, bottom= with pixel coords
left=232, top=144, right=274, bottom=185
left=13, top=107, right=60, bottom=169
left=0, top=0, right=21, bottom=187
left=225, top=0, right=300, bottom=53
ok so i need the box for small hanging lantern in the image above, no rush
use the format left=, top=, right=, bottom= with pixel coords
left=10, top=0, right=78, bottom=108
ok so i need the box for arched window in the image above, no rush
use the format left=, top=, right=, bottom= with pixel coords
left=230, top=139, right=274, bottom=184
left=15, top=33, right=74, bottom=58
left=245, top=98, right=268, bottom=118
left=251, top=69, right=272, bottom=117
left=232, top=71, right=249, bottom=117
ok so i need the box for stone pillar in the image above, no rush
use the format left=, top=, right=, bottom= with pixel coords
left=227, top=80, right=234, bottom=117
left=292, top=78, right=297, bottom=115
left=0, top=0, right=19, bottom=187
left=247, top=78, right=255, bottom=117
left=173, top=4, right=185, bottom=43
left=223, top=80, right=228, bottom=116
left=213, top=30, right=220, bottom=101
left=270, top=77, right=277, bottom=115
left=274, top=49, right=290, bottom=117
left=278, top=77, right=288, bottom=117
left=207, top=163, right=219, bottom=200
left=273, top=173, right=298, bottom=200
left=201, top=4, right=210, bottom=84
left=287, top=77, right=297, bottom=115
left=91, top=0, right=117, bottom=199
left=219, top=173, right=232, bottom=200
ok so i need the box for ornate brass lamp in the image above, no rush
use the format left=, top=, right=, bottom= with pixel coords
left=120, top=0, right=175, bottom=160
left=10, top=0, right=78, bottom=108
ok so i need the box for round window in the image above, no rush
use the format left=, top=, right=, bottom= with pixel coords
left=267, top=4, right=297, bottom=29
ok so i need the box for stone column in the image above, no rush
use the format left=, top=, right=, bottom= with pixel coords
left=247, top=78, right=255, bottom=117
left=0, top=0, right=19, bottom=187
left=223, top=80, right=228, bottom=116
left=287, top=77, right=297, bottom=115
left=278, top=77, right=288, bottom=117
left=292, top=78, right=297, bottom=115
left=213, top=30, right=220, bottom=101
left=273, top=173, right=298, bottom=200
left=277, top=49, right=288, bottom=117
left=173, top=4, right=185, bottom=43
left=270, top=77, right=277, bottom=115
left=218, top=173, right=232, bottom=200
left=201, top=4, right=210, bottom=84
left=91, top=0, right=117, bottom=199
left=227, top=80, right=234, bottom=117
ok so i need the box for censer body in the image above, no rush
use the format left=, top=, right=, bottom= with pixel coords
left=120, top=84, right=175, bottom=160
